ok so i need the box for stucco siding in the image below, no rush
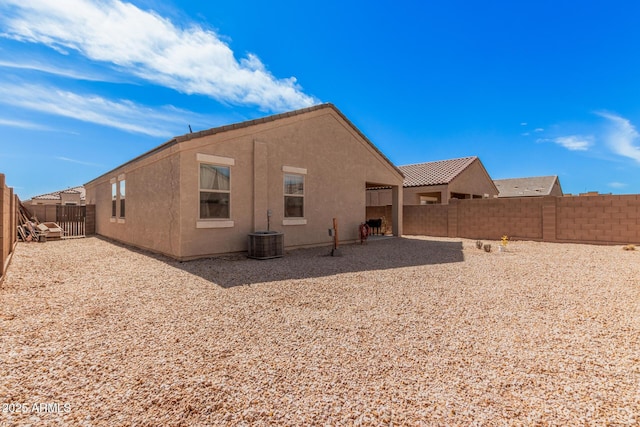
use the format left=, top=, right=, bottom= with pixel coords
left=85, top=146, right=182, bottom=258
left=448, top=159, right=498, bottom=197
left=87, top=105, right=403, bottom=259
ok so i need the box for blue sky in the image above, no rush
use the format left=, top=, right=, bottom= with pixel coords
left=2, top=0, right=640, bottom=199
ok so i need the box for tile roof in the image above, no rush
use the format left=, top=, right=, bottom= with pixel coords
left=494, top=176, right=559, bottom=197
left=399, top=156, right=478, bottom=187
left=32, top=186, right=86, bottom=201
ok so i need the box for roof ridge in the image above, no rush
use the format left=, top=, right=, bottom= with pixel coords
left=399, top=156, right=477, bottom=168
left=399, top=156, right=479, bottom=187
left=86, top=103, right=404, bottom=186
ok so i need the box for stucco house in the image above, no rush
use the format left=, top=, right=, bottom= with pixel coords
left=494, top=176, right=563, bottom=198
left=84, top=103, right=404, bottom=260
left=28, top=186, right=86, bottom=206
left=367, top=156, right=498, bottom=206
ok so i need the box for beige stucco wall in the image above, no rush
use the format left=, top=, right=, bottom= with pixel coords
left=86, top=106, right=403, bottom=260
left=85, top=144, right=182, bottom=257
left=550, top=179, right=563, bottom=197
left=448, top=159, right=498, bottom=199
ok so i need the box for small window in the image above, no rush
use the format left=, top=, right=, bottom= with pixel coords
left=200, top=164, right=230, bottom=219
left=119, top=180, right=126, bottom=218
left=111, top=182, right=117, bottom=217
left=284, top=174, right=304, bottom=218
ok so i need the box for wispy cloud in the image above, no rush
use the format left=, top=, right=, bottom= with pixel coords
left=55, top=156, right=104, bottom=167
left=0, top=82, right=212, bottom=137
left=552, top=135, right=593, bottom=151
left=0, top=59, right=111, bottom=82
left=0, top=117, right=53, bottom=131
left=608, top=181, right=627, bottom=189
left=0, top=0, right=318, bottom=112
left=596, top=112, right=640, bottom=163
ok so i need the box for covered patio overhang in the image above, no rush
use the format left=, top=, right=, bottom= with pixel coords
left=365, top=182, right=403, bottom=236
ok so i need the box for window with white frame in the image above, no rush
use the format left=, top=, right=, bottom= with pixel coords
left=199, top=164, right=230, bottom=219
left=111, top=182, right=117, bottom=217
left=119, top=180, right=126, bottom=218
left=284, top=173, right=304, bottom=218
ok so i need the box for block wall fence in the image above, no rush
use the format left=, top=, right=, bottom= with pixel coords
left=0, top=174, right=18, bottom=282
left=367, top=194, right=640, bottom=245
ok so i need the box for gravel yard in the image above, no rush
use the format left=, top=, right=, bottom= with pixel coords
left=1, top=236, right=639, bottom=426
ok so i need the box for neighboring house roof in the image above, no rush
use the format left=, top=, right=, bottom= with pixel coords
left=400, top=156, right=478, bottom=187
left=32, top=186, right=86, bottom=201
left=86, top=103, right=403, bottom=186
left=494, top=176, right=561, bottom=197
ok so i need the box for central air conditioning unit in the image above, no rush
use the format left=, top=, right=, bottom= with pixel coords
left=247, top=231, right=284, bottom=259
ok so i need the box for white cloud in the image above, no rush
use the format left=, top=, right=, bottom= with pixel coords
left=596, top=112, right=640, bottom=163
left=0, top=118, right=53, bottom=131
left=553, top=135, right=593, bottom=151
left=608, top=181, right=627, bottom=189
left=55, top=156, right=104, bottom=167
left=0, top=59, right=111, bottom=82
left=0, top=82, right=211, bottom=137
left=0, top=0, right=318, bottom=112
left=534, top=128, right=544, bottom=132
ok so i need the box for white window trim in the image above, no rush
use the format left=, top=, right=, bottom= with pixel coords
left=197, top=154, right=234, bottom=226
left=283, top=218, right=307, bottom=226
left=196, top=220, right=234, bottom=229
left=197, top=153, right=235, bottom=166
left=282, top=165, right=307, bottom=175
left=283, top=168, right=306, bottom=221
left=118, top=179, right=126, bottom=219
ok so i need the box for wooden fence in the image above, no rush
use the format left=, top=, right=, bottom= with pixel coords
left=28, top=204, right=95, bottom=237
left=56, top=205, right=86, bottom=237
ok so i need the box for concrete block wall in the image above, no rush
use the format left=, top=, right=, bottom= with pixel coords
left=402, top=194, right=640, bottom=245
left=0, top=174, right=18, bottom=281
left=403, top=205, right=448, bottom=236
left=29, top=204, right=58, bottom=222
left=555, top=195, right=640, bottom=243
left=454, top=198, right=544, bottom=240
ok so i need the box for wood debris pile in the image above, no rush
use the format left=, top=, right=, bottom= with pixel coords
left=16, top=201, right=64, bottom=242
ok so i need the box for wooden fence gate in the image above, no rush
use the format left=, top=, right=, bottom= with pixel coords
left=56, top=205, right=86, bottom=237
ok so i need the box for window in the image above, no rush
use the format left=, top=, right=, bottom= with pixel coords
left=200, top=164, right=230, bottom=219
left=119, top=180, right=126, bottom=218
left=111, top=182, right=117, bottom=217
left=284, top=174, right=304, bottom=217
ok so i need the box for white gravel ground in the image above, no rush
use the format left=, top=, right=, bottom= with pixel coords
left=1, top=236, right=638, bottom=426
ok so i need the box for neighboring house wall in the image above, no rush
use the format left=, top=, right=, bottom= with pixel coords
left=86, top=105, right=403, bottom=260
left=549, top=180, right=563, bottom=197
left=390, top=194, right=640, bottom=245
left=368, top=158, right=497, bottom=206
left=447, top=159, right=497, bottom=200
left=60, top=192, right=82, bottom=205
left=0, top=174, right=18, bottom=282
